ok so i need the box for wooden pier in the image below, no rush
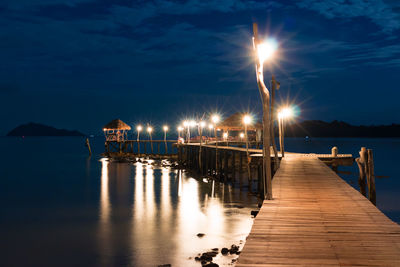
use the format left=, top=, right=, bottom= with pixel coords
left=176, top=143, right=353, bottom=196
left=237, top=156, right=400, bottom=267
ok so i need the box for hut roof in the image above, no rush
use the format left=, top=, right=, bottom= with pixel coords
left=103, top=119, right=131, bottom=131
left=218, top=112, right=262, bottom=131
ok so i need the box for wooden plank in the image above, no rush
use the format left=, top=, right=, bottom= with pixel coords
left=237, top=156, right=400, bottom=267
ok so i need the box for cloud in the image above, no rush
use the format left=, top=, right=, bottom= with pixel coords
left=297, top=0, right=400, bottom=33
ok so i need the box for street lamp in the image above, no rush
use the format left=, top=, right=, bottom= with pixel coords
left=253, top=23, right=277, bottom=200
left=183, top=120, right=189, bottom=143
left=163, top=125, right=169, bottom=154
left=137, top=125, right=142, bottom=154
left=147, top=126, right=153, bottom=154
left=239, top=132, right=245, bottom=141
left=177, top=126, right=183, bottom=139
left=211, top=114, right=220, bottom=176
left=243, top=114, right=253, bottom=181
left=198, top=121, right=206, bottom=171
left=278, top=107, right=293, bottom=157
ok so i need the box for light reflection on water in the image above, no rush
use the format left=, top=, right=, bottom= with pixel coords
left=98, top=159, right=257, bottom=267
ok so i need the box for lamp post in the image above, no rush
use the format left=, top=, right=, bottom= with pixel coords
left=253, top=23, right=277, bottom=200
left=137, top=125, right=142, bottom=154
left=183, top=121, right=189, bottom=143
left=278, top=107, right=293, bottom=157
left=270, top=75, right=280, bottom=170
left=177, top=126, right=183, bottom=140
left=147, top=126, right=153, bottom=154
left=243, top=114, right=252, bottom=181
left=211, top=114, right=220, bottom=176
left=163, top=125, right=168, bottom=154
left=199, top=121, right=206, bottom=171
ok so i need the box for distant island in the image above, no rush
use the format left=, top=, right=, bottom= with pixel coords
left=7, top=122, right=85, bottom=137
left=285, top=120, right=400, bottom=138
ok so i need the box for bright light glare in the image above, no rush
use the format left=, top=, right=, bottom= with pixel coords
left=189, top=120, right=197, bottom=127
left=163, top=125, right=168, bottom=131
left=137, top=125, right=142, bottom=131
left=177, top=126, right=183, bottom=131
left=243, top=114, right=252, bottom=125
left=239, top=133, right=244, bottom=138
left=223, top=132, right=228, bottom=138
left=211, top=114, right=220, bottom=124
left=208, top=124, right=214, bottom=129
left=278, top=107, right=293, bottom=119
left=147, top=127, right=153, bottom=133
left=199, top=121, right=206, bottom=128
left=257, top=39, right=277, bottom=63
left=183, top=121, right=189, bottom=127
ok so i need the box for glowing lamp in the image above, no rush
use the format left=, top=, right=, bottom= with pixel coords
left=137, top=125, right=142, bottom=132
left=163, top=125, right=168, bottom=131
left=278, top=107, right=293, bottom=119
left=243, top=114, right=252, bottom=125
left=257, top=39, right=277, bottom=64
left=147, top=127, right=153, bottom=133
left=211, top=114, right=220, bottom=124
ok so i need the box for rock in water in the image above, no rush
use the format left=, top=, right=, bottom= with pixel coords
left=221, top=248, right=229, bottom=255
left=197, top=233, right=205, bottom=238
left=204, top=263, right=219, bottom=267
left=251, top=210, right=259, bottom=217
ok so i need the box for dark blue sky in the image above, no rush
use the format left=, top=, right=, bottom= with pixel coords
left=1, top=0, right=400, bottom=135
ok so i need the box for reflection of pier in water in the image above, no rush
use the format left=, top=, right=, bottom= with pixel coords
left=98, top=159, right=256, bottom=267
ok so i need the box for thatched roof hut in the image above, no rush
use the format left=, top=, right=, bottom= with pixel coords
left=103, top=119, right=131, bottom=131
left=217, top=112, right=262, bottom=132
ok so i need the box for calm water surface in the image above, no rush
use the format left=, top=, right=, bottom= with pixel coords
left=0, top=137, right=257, bottom=267
left=0, top=137, right=399, bottom=267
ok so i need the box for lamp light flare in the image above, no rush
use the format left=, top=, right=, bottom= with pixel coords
left=177, top=126, right=183, bottom=131
left=137, top=125, right=142, bottom=131
left=147, top=127, right=153, bottom=133
left=183, top=121, right=189, bottom=127
left=199, top=121, right=206, bottom=128
left=208, top=124, right=214, bottom=129
left=223, top=132, right=228, bottom=138
left=257, top=39, right=277, bottom=64
left=189, top=120, right=197, bottom=127
left=163, top=125, right=169, bottom=131
left=278, top=107, right=293, bottom=119
left=211, top=114, right=220, bottom=124
left=243, top=114, right=252, bottom=125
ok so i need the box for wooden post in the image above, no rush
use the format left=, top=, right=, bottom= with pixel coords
left=231, top=151, right=236, bottom=182
left=239, top=152, right=243, bottom=188
left=367, top=149, right=376, bottom=205
left=224, top=150, right=229, bottom=182
left=270, top=75, right=280, bottom=171
left=86, top=138, right=92, bottom=156
left=331, top=146, right=338, bottom=157
left=253, top=22, right=272, bottom=200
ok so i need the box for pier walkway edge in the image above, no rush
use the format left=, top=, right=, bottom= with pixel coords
left=237, top=156, right=400, bottom=267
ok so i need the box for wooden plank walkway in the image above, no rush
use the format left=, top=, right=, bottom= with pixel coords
left=237, top=156, right=400, bottom=267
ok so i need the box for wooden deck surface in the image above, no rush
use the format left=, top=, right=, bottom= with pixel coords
left=237, top=156, right=400, bottom=267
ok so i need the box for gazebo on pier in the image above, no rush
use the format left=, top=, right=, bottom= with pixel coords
left=103, top=119, right=131, bottom=142
left=217, top=112, right=262, bottom=141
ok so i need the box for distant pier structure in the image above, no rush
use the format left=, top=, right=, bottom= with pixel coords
left=103, top=118, right=177, bottom=158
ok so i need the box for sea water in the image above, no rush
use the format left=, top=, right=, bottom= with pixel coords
left=0, top=137, right=399, bottom=266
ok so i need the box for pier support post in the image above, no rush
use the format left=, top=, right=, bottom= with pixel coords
left=367, top=149, right=376, bottom=206
left=86, top=138, right=92, bottom=156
